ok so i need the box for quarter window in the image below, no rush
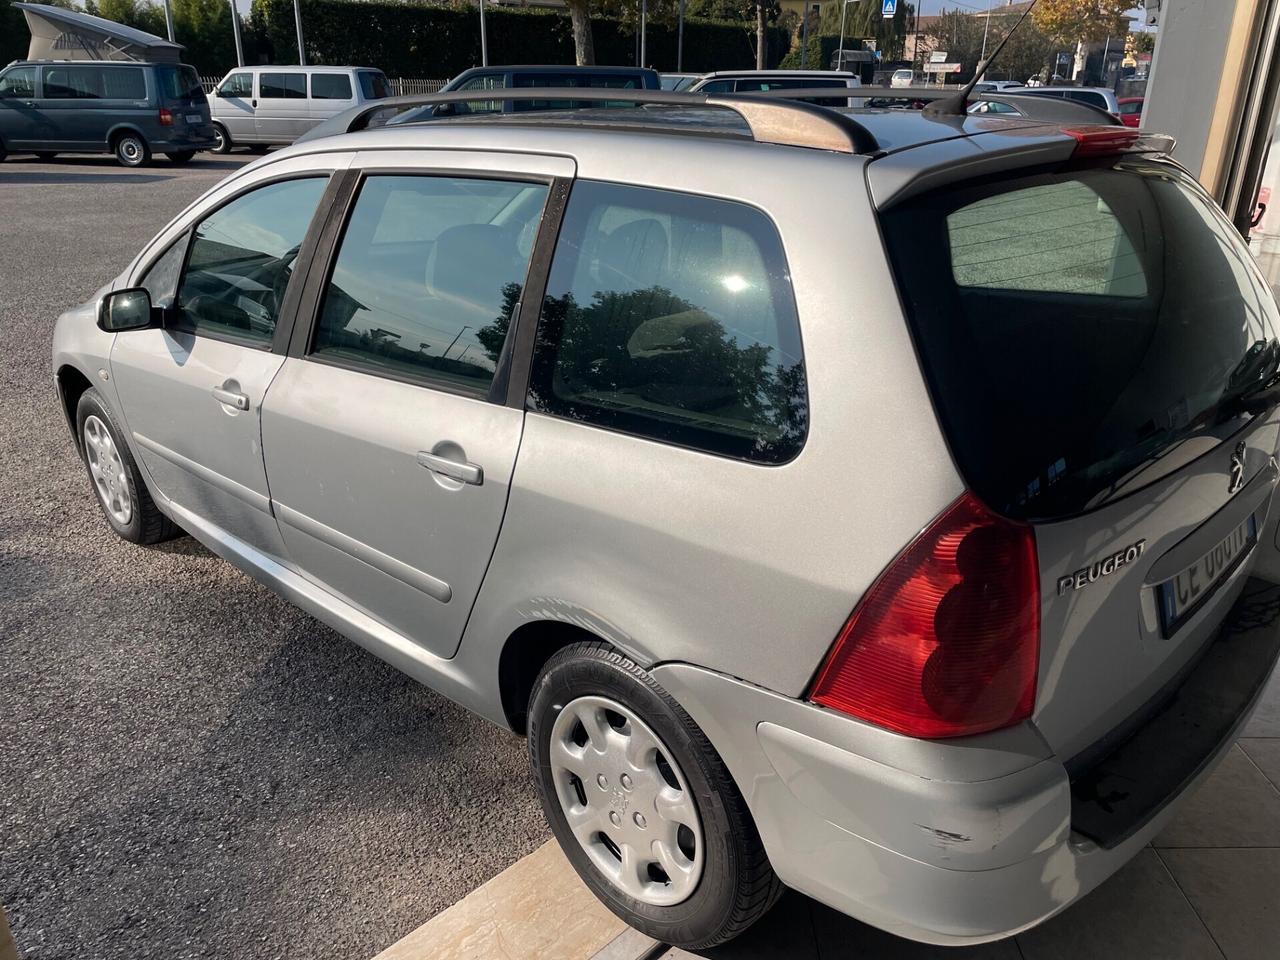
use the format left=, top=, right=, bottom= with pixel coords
left=175, top=177, right=328, bottom=346
left=260, top=73, right=306, bottom=99
left=358, top=71, right=392, bottom=100
left=312, top=175, right=549, bottom=393
left=529, top=182, right=808, bottom=463
left=311, top=73, right=352, bottom=100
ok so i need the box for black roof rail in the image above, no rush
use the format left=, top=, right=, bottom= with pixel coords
left=338, top=88, right=883, bottom=155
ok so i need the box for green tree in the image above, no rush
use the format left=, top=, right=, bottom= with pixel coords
left=1032, top=0, right=1130, bottom=78
left=923, top=10, right=1051, bottom=83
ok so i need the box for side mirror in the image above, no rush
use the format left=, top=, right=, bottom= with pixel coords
left=98, top=287, right=159, bottom=332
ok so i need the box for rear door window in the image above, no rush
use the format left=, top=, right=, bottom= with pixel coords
left=261, top=73, right=306, bottom=99
left=358, top=71, right=392, bottom=100
left=880, top=157, right=1280, bottom=519
left=157, top=65, right=204, bottom=103
left=529, top=181, right=808, bottom=463
left=311, top=175, right=549, bottom=394
left=44, top=66, right=103, bottom=99
left=311, top=73, right=353, bottom=100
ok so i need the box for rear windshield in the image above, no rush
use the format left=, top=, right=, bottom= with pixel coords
left=880, top=156, right=1280, bottom=520
left=157, top=64, right=205, bottom=103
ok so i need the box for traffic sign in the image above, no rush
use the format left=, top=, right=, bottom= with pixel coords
left=882, top=0, right=897, bottom=17
left=930, top=50, right=948, bottom=63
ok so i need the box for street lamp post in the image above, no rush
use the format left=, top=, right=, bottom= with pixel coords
left=162, top=0, right=174, bottom=42
left=641, top=0, right=647, bottom=67
left=479, top=0, right=489, bottom=67
left=978, top=0, right=992, bottom=81
left=293, top=0, right=306, bottom=66
left=677, top=0, right=686, bottom=71
left=837, top=0, right=853, bottom=71
left=229, top=0, right=244, bottom=67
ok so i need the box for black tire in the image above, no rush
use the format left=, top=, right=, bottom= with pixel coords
left=75, top=388, right=179, bottom=545
left=165, top=150, right=196, bottom=165
left=210, top=123, right=232, bottom=154
left=0, top=141, right=6, bottom=162
left=248, top=144, right=270, bottom=154
left=113, top=131, right=150, bottom=167
left=34, top=151, right=56, bottom=161
left=529, top=642, right=782, bottom=950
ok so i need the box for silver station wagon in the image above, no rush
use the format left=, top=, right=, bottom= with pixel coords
left=52, top=89, right=1280, bottom=949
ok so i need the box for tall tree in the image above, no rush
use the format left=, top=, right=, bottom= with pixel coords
left=1032, top=0, right=1130, bottom=79
left=566, top=0, right=596, bottom=65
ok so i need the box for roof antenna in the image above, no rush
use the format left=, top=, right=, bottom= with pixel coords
left=924, top=0, right=1040, bottom=118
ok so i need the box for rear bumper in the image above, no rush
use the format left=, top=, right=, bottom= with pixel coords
left=649, top=578, right=1280, bottom=945
left=152, top=134, right=217, bottom=151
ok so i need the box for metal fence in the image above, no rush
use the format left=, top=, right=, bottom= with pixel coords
left=199, top=76, right=447, bottom=96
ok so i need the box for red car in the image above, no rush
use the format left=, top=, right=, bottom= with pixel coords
left=1118, top=96, right=1144, bottom=127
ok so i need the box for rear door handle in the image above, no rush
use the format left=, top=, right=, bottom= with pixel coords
left=212, top=385, right=250, bottom=411
left=417, top=451, right=483, bottom=486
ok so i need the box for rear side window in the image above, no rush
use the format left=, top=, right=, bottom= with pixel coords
left=311, top=73, right=352, bottom=100
left=157, top=65, right=204, bottom=102
left=529, top=181, right=807, bottom=464
left=261, top=73, right=306, bottom=99
left=312, top=175, right=549, bottom=393
left=358, top=71, right=392, bottom=100
left=1119, top=100, right=1143, bottom=116
left=880, top=157, right=1280, bottom=519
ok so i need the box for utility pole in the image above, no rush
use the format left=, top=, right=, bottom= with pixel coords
left=293, top=0, right=306, bottom=66
left=979, top=0, right=992, bottom=80
left=480, top=0, right=489, bottom=67
left=677, top=0, right=686, bottom=71
left=837, top=0, right=851, bottom=71
left=641, top=0, right=647, bottom=67
left=229, top=0, right=244, bottom=67
left=162, top=0, right=174, bottom=42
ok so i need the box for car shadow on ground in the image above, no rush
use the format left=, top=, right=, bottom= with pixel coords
left=0, top=171, right=177, bottom=185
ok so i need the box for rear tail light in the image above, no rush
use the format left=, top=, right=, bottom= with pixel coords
left=808, top=492, right=1040, bottom=739
left=158, top=107, right=173, bottom=126
left=1062, top=124, right=1175, bottom=157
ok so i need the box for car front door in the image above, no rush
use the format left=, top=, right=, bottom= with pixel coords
left=255, top=71, right=308, bottom=142
left=109, top=154, right=350, bottom=559
left=260, top=149, right=574, bottom=657
left=214, top=70, right=256, bottom=141
left=0, top=66, right=42, bottom=148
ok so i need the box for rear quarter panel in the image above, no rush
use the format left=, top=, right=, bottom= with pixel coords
left=463, top=138, right=964, bottom=696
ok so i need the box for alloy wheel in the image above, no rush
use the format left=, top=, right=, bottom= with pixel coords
left=83, top=415, right=132, bottom=525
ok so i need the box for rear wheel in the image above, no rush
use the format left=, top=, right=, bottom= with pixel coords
left=113, top=132, right=149, bottom=168
left=528, top=642, right=781, bottom=949
left=248, top=144, right=270, bottom=154
left=165, top=150, right=195, bottom=165
left=210, top=123, right=231, bottom=154
left=75, top=388, right=179, bottom=545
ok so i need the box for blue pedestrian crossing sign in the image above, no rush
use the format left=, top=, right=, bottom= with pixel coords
left=882, top=0, right=897, bottom=16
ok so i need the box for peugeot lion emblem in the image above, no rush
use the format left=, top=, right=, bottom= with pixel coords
left=1229, top=442, right=1247, bottom=495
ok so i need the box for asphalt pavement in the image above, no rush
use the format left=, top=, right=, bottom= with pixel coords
left=0, top=154, right=547, bottom=959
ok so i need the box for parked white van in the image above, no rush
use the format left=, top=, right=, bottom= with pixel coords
left=208, top=65, right=391, bottom=152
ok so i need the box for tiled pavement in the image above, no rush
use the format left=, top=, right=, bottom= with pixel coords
left=663, top=667, right=1280, bottom=960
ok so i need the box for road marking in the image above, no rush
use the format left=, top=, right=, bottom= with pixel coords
left=372, top=841, right=629, bottom=960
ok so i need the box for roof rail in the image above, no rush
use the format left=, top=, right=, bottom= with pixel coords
left=339, top=88, right=883, bottom=154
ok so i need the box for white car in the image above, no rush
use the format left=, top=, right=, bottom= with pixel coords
left=208, top=65, right=392, bottom=153
left=891, top=69, right=914, bottom=88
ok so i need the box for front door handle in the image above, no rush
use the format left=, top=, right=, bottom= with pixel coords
left=212, top=385, right=250, bottom=411
left=417, top=450, right=483, bottom=486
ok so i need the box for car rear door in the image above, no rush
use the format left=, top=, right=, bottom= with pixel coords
left=878, top=150, right=1280, bottom=763
left=259, top=149, right=573, bottom=658
left=110, top=153, right=351, bottom=559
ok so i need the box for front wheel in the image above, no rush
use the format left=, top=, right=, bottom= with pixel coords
left=75, top=388, right=179, bottom=545
left=165, top=150, right=195, bottom=165
left=113, top=132, right=149, bottom=167
left=528, top=642, right=781, bottom=950
left=210, top=123, right=232, bottom=154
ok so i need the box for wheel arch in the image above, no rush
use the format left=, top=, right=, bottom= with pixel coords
left=498, top=619, right=626, bottom=735
left=56, top=363, right=94, bottom=448
left=106, top=123, right=147, bottom=150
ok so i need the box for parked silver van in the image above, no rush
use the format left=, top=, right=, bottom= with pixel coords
left=208, top=65, right=391, bottom=152
left=51, top=89, right=1280, bottom=950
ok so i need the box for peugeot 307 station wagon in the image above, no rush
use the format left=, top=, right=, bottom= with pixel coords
left=51, top=90, right=1280, bottom=949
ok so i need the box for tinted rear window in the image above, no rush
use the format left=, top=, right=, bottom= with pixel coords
left=311, top=73, right=352, bottom=99
left=880, top=157, right=1280, bottom=520
left=261, top=73, right=306, bottom=98
left=157, top=65, right=204, bottom=103
left=358, top=71, right=391, bottom=100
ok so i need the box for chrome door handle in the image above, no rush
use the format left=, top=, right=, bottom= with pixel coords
left=417, top=451, right=483, bottom=486
left=212, top=385, right=250, bottom=411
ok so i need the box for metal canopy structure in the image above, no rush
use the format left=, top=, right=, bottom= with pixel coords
left=12, top=2, right=184, bottom=63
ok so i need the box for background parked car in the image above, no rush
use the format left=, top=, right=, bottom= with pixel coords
left=1119, top=96, right=1145, bottom=127
left=660, top=72, right=702, bottom=91
left=1016, top=85, right=1122, bottom=117
left=0, top=59, right=214, bottom=166
left=208, top=65, right=391, bottom=152
left=689, top=70, right=863, bottom=107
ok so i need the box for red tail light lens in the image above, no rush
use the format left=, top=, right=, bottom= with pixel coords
left=158, top=107, right=174, bottom=126
left=1061, top=125, right=1174, bottom=157
left=808, top=492, right=1040, bottom=739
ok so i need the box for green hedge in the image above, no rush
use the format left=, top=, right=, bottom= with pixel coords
left=253, top=0, right=790, bottom=76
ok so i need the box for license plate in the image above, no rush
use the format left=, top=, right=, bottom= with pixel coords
left=185, top=114, right=202, bottom=124
left=1158, top=514, right=1257, bottom=635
